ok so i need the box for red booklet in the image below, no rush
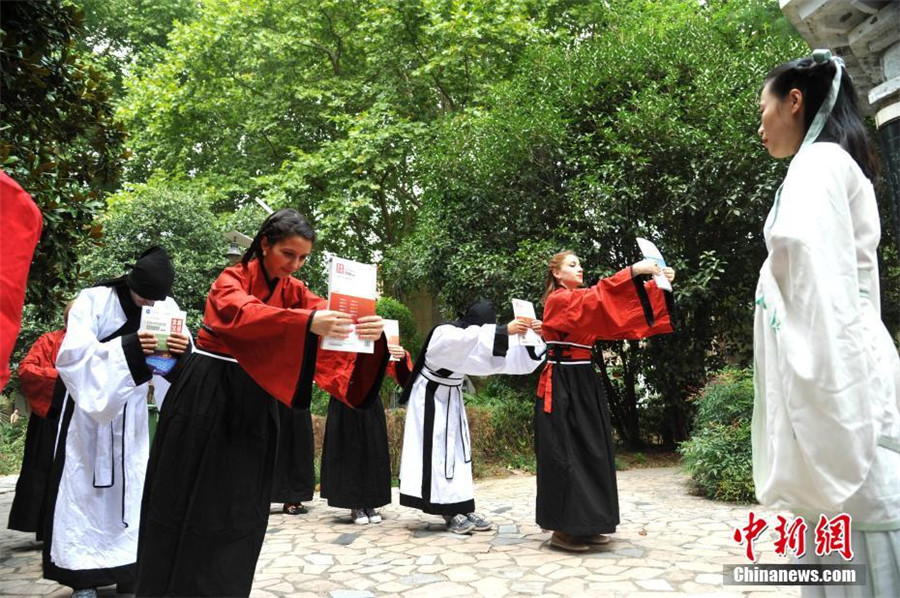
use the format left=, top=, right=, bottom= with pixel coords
left=322, top=257, right=378, bottom=353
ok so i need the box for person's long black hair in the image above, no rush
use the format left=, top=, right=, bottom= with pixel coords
left=242, top=208, right=317, bottom=265
left=764, top=56, right=880, bottom=182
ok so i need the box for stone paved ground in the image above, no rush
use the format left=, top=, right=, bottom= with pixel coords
left=1, top=467, right=799, bottom=597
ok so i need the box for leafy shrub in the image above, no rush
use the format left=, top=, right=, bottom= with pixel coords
left=376, top=297, right=421, bottom=357
left=0, top=416, right=28, bottom=476
left=80, top=181, right=225, bottom=333
left=375, top=297, right=422, bottom=407
left=679, top=368, right=755, bottom=503
left=466, top=378, right=536, bottom=472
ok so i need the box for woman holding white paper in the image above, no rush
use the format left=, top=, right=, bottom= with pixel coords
left=43, top=247, right=189, bottom=598
left=752, top=51, right=899, bottom=595
left=136, top=209, right=388, bottom=597
left=536, top=251, right=674, bottom=552
left=320, top=338, right=412, bottom=525
left=399, top=299, right=545, bottom=534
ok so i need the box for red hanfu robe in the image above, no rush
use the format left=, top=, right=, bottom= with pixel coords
left=18, top=329, right=65, bottom=418
left=534, top=267, right=674, bottom=537
left=0, top=171, right=43, bottom=392
left=136, top=258, right=387, bottom=597
left=537, top=267, right=673, bottom=412
left=196, top=258, right=385, bottom=407
left=7, top=328, right=65, bottom=535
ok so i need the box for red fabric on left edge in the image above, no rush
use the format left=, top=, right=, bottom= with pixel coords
left=0, top=172, right=43, bottom=392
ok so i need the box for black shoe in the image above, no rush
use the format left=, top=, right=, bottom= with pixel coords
left=283, top=503, right=308, bottom=515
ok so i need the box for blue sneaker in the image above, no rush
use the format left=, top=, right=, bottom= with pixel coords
left=446, top=514, right=475, bottom=535
left=466, top=512, right=492, bottom=531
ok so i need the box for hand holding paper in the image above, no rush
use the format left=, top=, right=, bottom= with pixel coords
left=139, top=305, right=188, bottom=375
left=635, top=237, right=673, bottom=292
left=511, top=299, right=542, bottom=346
left=383, top=319, right=401, bottom=361
left=322, top=257, right=378, bottom=353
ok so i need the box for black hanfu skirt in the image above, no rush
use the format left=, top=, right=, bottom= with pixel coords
left=271, top=402, right=315, bottom=504
left=534, top=363, right=619, bottom=536
left=8, top=380, right=65, bottom=538
left=319, top=395, right=391, bottom=510
left=135, top=352, right=279, bottom=597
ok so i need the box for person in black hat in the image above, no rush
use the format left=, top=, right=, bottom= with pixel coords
left=397, top=298, right=545, bottom=534
left=41, top=246, right=190, bottom=598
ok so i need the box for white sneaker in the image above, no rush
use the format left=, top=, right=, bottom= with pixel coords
left=365, top=508, right=382, bottom=523
left=351, top=508, right=369, bottom=525
left=72, top=590, right=98, bottom=598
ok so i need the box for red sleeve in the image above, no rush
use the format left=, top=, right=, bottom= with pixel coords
left=201, top=268, right=319, bottom=407
left=17, top=329, right=64, bottom=418
left=294, top=283, right=389, bottom=408
left=0, top=172, right=43, bottom=392
left=313, top=334, right=390, bottom=408
left=543, top=267, right=674, bottom=340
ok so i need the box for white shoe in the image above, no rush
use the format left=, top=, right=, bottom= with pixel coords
left=365, top=508, right=382, bottom=523
left=72, top=590, right=98, bottom=598
left=351, top=508, right=369, bottom=525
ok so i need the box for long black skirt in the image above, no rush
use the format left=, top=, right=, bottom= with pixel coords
left=319, top=395, right=391, bottom=510
left=534, top=363, right=619, bottom=536
left=271, top=403, right=315, bottom=504
left=135, top=353, right=279, bottom=597
left=7, top=413, right=54, bottom=536
left=8, top=380, right=65, bottom=539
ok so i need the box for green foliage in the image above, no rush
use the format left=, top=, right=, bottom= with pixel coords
left=387, top=0, right=806, bottom=445
left=79, top=181, right=225, bottom=330
left=75, top=0, right=199, bottom=88
left=0, top=417, right=28, bottom=476
left=376, top=296, right=421, bottom=357
left=116, top=0, right=563, bottom=267
left=1, top=0, right=127, bottom=321
left=465, top=378, right=535, bottom=470
left=679, top=368, right=756, bottom=503
left=310, top=385, right=331, bottom=417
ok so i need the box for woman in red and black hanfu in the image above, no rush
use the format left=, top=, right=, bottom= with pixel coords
left=135, top=209, right=388, bottom=597
left=7, top=303, right=69, bottom=538
left=536, top=250, right=675, bottom=552
left=319, top=343, right=412, bottom=525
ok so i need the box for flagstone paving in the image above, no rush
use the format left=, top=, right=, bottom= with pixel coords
left=1, top=467, right=799, bottom=596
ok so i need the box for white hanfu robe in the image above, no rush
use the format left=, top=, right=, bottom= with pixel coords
left=44, top=285, right=183, bottom=587
left=753, top=142, right=900, bottom=595
left=399, top=323, right=544, bottom=515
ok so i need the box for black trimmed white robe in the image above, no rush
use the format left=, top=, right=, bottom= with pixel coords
left=399, top=324, right=543, bottom=515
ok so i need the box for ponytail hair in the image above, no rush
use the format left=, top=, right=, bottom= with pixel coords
left=542, top=250, right=575, bottom=303
left=764, top=55, right=879, bottom=181
left=242, top=208, right=317, bottom=265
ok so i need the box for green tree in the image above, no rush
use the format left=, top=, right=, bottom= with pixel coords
left=386, top=0, right=807, bottom=447
left=117, top=0, right=561, bottom=265
left=74, top=0, right=199, bottom=91
left=79, top=181, right=225, bottom=330
left=1, top=0, right=127, bottom=321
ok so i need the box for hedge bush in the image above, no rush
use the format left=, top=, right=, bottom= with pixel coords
left=678, top=367, right=755, bottom=503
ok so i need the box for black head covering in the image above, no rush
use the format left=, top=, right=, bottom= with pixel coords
left=399, top=298, right=496, bottom=405
left=126, top=246, right=175, bottom=301
left=451, top=297, right=495, bottom=329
